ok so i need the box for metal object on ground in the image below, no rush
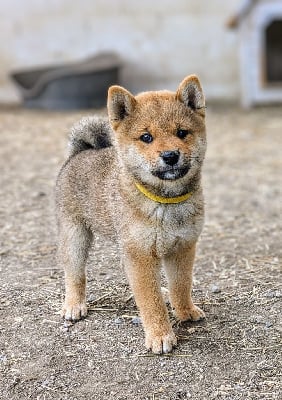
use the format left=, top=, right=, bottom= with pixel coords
left=10, top=53, right=121, bottom=110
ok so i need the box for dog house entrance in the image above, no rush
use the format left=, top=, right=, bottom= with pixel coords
left=265, top=20, right=282, bottom=83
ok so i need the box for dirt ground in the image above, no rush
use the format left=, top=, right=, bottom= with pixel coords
left=0, top=104, right=281, bottom=400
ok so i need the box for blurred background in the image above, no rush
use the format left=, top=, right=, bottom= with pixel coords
left=0, top=0, right=282, bottom=108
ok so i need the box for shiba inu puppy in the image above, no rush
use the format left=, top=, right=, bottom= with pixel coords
left=56, top=75, right=207, bottom=353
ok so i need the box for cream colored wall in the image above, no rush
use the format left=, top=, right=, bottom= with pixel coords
left=0, top=0, right=241, bottom=103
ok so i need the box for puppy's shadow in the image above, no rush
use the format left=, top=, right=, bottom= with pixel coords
left=173, top=317, right=208, bottom=345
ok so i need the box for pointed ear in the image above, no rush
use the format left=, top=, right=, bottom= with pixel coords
left=107, top=85, right=136, bottom=126
left=176, top=75, right=205, bottom=111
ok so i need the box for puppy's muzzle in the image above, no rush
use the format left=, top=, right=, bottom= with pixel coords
left=161, top=150, right=180, bottom=166
left=152, top=150, right=189, bottom=180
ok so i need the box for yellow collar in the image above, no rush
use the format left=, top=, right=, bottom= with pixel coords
left=135, top=182, right=192, bottom=204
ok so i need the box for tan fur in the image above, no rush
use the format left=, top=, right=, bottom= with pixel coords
left=56, top=75, right=207, bottom=354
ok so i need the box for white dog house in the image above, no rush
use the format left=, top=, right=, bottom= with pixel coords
left=228, top=0, right=282, bottom=108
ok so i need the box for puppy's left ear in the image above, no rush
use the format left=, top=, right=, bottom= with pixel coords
left=107, top=85, right=136, bottom=128
left=176, top=75, right=205, bottom=112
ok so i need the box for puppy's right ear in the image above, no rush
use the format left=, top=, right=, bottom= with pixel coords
left=107, top=86, right=136, bottom=128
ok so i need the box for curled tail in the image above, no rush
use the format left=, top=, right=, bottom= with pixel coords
left=68, top=116, right=112, bottom=158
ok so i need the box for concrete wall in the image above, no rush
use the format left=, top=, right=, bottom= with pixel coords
left=0, top=0, right=241, bottom=103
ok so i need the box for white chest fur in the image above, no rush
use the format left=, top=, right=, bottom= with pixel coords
left=154, top=203, right=203, bottom=257
left=123, top=199, right=204, bottom=258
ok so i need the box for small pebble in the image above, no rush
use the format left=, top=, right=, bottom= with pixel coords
left=0, top=355, right=7, bottom=362
left=88, top=294, right=96, bottom=302
left=114, top=317, right=123, bottom=325
left=32, top=191, right=46, bottom=198
left=211, top=284, right=221, bottom=294
left=253, top=316, right=264, bottom=324
left=265, top=289, right=281, bottom=298
left=265, top=321, right=273, bottom=328
left=131, top=316, right=142, bottom=325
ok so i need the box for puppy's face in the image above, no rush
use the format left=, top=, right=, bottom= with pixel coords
left=108, top=76, right=206, bottom=191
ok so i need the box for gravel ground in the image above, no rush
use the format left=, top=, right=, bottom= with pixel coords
left=0, top=104, right=281, bottom=400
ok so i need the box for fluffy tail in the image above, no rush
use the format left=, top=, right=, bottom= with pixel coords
left=68, top=116, right=112, bottom=157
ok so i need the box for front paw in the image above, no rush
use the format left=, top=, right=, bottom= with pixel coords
left=61, top=301, right=87, bottom=321
left=145, top=329, right=177, bottom=354
left=176, top=304, right=205, bottom=322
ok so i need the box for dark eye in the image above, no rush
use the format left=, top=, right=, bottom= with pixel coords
left=140, top=132, right=153, bottom=143
left=176, top=129, right=191, bottom=139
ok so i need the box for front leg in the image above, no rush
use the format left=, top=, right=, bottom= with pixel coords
left=163, top=242, right=205, bottom=322
left=123, top=246, right=176, bottom=354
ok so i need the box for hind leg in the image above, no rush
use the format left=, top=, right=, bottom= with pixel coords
left=58, top=220, right=92, bottom=321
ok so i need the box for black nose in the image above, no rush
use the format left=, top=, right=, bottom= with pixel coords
left=161, top=150, right=180, bottom=166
